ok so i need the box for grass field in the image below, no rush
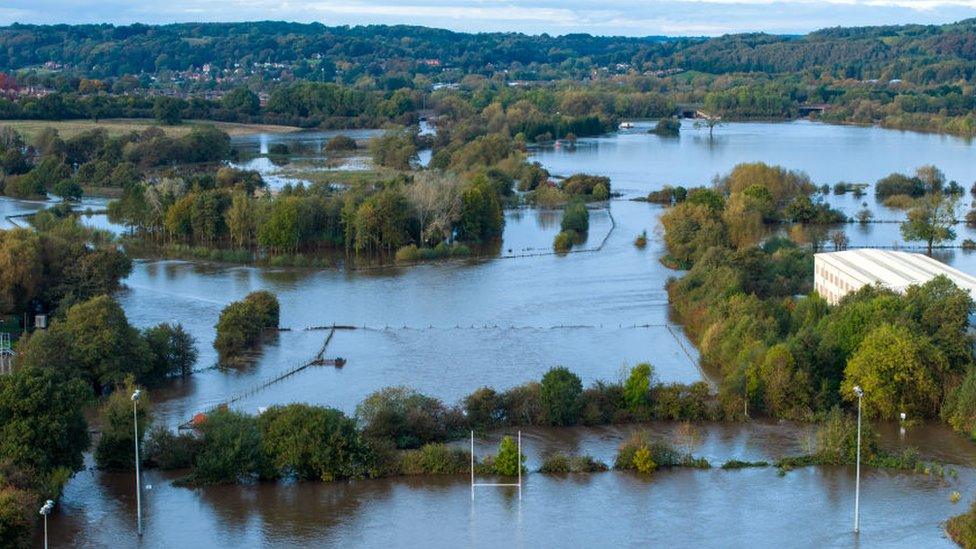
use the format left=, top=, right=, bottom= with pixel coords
left=0, top=118, right=300, bottom=140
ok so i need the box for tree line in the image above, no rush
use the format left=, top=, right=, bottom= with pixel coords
left=658, top=163, right=976, bottom=437
left=0, top=124, right=232, bottom=200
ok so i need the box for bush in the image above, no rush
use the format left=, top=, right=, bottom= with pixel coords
left=189, top=409, right=269, bottom=484
left=531, top=184, right=569, bottom=208
left=539, top=454, right=608, bottom=473
left=943, top=367, right=976, bottom=439
left=493, top=435, right=525, bottom=476
left=94, top=379, right=150, bottom=471
left=395, top=244, right=421, bottom=262
left=652, top=117, right=681, bottom=136
left=355, top=387, right=464, bottom=449
left=721, top=459, right=769, bottom=469
left=965, top=239, right=976, bottom=251
left=0, top=486, right=34, bottom=549
left=562, top=174, right=611, bottom=196
left=144, top=426, right=201, bottom=470
left=258, top=404, right=367, bottom=481
left=581, top=381, right=628, bottom=425
left=268, top=143, right=290, bottom=155
left=948, top=501, right=976, bottom=549
left=634, top=231, right=648, bottom=248
left=624, top=363, right=654, bottom=413
left=882, top=194, right=916, bottom=209
left=325, top=135, right=358, bottom=152
left=540, top=367, right=583, bottom=426
left=614, top=431, right=709, bottom=471
left=560, top=200, right=590, bottom=233
left=592, top=182, right=610, bottom=201
left=500, top=382, right=543, bottom=425
left=464, top=387, right=505, bottom=431
left=143, top=323, right=198, bottom=382
left=213, top=291, right=280, bottom=359
left=875, top=173, right=924, bottom=200
left=553, top=230, right=576, bottom=252
left=398, top=443, right=470, bottom=475
left=966, top=210, right=976, bottom=227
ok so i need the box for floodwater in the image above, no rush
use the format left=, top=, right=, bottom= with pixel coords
left=33, top=121, right=976, bottom=547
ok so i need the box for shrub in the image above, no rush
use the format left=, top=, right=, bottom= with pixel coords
left=258, top=404, right=367, bottom=481
left=592, top=182, right=610, bottom=201
left=562, top=174, right=611, bottom=196
left=560, top=200, right=590, bottom=233
left=540, top=367, right=583, bottom=426
left=948, top=501, right=976, bottom=549
left=581, top=381, right=628, bottom=425
left=189, top=409, right=269, bottom=484
left=652, top=117, right=681, bottom=136
left=500, top=382, right=543, bottom=425
left=942, top=367, right=976, bottom=438
left=268, top=143, right=290, bottom=155
left=539, top=454, right=608, bottom=473
left=143, top=323, right=198, bottom=382
left=813, top=408, right=881, bottom=465
left=875, top=173, right=924, bottom=200
left=144, top=426, right=201, bottom=470
left=623, top=363, right=654, bottom=413
left=399, top=443, right=470, bottom=475
left=721, top=459, right=769, bottom=469
left=395, top=244, right=421, bottom=262
left=964, top=239, right=976, bottom=251
left=614, top=431, right=709, bottom=471
left=0, top=485, right=34, bottom=549
left=632, top=446, right=657, bottom=474
left=493, top=435, right=525, bottom=476
left=94, top=379, right=150, bottom=471
left=213, top=291, right=280, bottom=359
left=634, top=231, right=648, bottom=248
left=464, top=387, right=505, bottom=431
left=355, top=387, right=464, bottom=449
left=325, top=135, right=358, bottom=152
left=966, top=210, right=976, bottom=227
left=882, top=194, right=916, bottom=209
left=531, top=184, right=568, bottom=208
left=553, top=230, right=576, bottom=252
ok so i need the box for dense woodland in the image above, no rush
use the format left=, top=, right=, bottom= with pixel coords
left=0, top=20, right=976, bottom=136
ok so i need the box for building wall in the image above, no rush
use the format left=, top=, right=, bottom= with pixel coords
left=814, top=255, right=868, bottom=305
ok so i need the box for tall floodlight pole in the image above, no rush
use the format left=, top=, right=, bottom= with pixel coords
left=853, top=385, right=863, bottom=534
left=517, top=431, right=522, bottom=501
left=132, top=389, right=143, bottom=536
left=39, top=499, right=54, bottom=549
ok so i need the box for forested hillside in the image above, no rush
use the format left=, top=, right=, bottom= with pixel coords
left=0, top=19, right=974, bottom=84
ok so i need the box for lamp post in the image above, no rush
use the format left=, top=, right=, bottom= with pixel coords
left=39, top=499, right=54, bottom=549
left=853, top=385, right=863, bottom=535
left=131, top=389, right=143, bottom=536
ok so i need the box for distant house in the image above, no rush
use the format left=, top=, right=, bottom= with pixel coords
left=814, top=249, right=976, bottom=305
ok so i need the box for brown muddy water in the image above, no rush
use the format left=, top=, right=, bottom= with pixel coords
left=27, top=121, right=976, bottom=547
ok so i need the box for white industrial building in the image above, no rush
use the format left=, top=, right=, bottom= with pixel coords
left=814, top=249, right=976, bottom=305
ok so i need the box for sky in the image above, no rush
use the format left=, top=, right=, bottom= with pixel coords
left=1, top=0, right=976, bottom=36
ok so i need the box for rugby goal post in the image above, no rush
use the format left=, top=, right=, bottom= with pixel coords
left=470, top=430, right=522, bottom=500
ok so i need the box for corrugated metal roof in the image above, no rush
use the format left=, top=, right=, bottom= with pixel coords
left=815, top=249, right=976, bottom=295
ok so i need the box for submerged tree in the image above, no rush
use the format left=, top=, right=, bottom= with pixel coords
left=900, top=192, right=957, bottom=255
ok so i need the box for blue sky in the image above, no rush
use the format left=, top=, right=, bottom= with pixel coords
left=1, top=1, right=976, bottom=36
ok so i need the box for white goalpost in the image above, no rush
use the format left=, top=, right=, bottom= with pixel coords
left=470, top=430, right=522, bottom=500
